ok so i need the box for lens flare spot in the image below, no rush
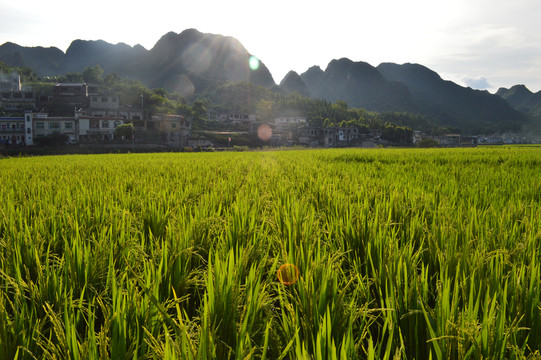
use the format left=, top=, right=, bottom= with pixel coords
left=277, top=264, right=299, bottom=286
left=181, top=43, right=211, bottom=74
left=249, top=56, right=260, bottom=71
left=163, top=74, right=195, bottom=98
left=224, top=54, right=246, bottom=81
left=257, top=124, right=272, bottom=141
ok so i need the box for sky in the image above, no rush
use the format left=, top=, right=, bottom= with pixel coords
left=1, top=0, right=541, bottom=93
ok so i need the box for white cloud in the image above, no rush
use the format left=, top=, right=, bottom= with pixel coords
left=427, top=23, right=541, bottom=92
left=463, top=77, right=492, bottom=90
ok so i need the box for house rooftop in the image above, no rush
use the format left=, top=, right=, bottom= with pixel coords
left=54, top=83, right=87, bottom=87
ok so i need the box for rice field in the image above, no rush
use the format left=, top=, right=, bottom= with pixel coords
left=0, top=146, right=540, bottom=359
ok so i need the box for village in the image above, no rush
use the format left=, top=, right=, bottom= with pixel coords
left=0, top=72, right=530, bottom=150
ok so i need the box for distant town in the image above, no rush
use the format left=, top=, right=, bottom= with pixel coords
left=0, top=71, right=534, bottom=152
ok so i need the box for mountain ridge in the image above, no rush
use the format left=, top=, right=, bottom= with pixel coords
left=0, top=29, right=533, bottom=133
left=376, top=62, right=525, bottom=132
left=299, top=58, right=418, bottom=113
left=279, top=70, right=311, bottom=97
left=496, top=85, right=541, bottom=119
left=0, top=29, right=275, bottom=93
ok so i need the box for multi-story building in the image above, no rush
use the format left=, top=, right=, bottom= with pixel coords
left=273, top=116, right=307, bottom=132
left=0, top=90, right=36, bottom=111
left=89, top=95, right=120, bottom=113
left=86, top=95, right=142, bottom=122
left=53, top=83, right=89, bottom=109
left=0, top=111, right=34, bottom=145
left=0, top=116, right=26, bottom=145
left=440, top=134, right=461, bottom=146
left=32, top=113, right=78, bottom=144
left=298, top=127, right=323, bottom=147
left=297, top=125, right=363, bottom=147
left=0, top=71, right=35, bottom=111
left=151, top=113, right=191, bottom=146
left=77, top=115, right=125, bottom=141
left=217, top=112, right=256, bottom=124
left=2, top=111, right=126, bottom=144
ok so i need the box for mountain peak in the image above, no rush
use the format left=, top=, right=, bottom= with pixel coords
left=378, top=62, right=442, bottom=83
left=0, top=42, right=22, bottom=49
left=495, top=84, right=537, bottom=111
left=300, top=58, right=416, bottom=112
left=496, top=84, right=532, bottom=96
left=280, top=70, right=300, bottom=82
left=303, top=65, right=324, bottom=75
left=0, top=41, right=65, bottom=74
left=180, top=28, right=203, bottom=37
left=279, top=71, right=310, bottom=96
left=325, top=58, right=383, bottom=84
left=327, top=57, right=354, bottom=67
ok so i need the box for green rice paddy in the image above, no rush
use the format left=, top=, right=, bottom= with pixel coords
left=1, top=146, right=540, bottom=359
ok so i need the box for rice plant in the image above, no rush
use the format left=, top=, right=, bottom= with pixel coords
left=0, top=146, right=540, bottom=359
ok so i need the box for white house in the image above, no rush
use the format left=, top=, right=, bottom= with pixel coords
left=32, top=113, right=77, bottom=144
left=273, top=117, right=307, bottom=132
left=77, top=115, right=124, bottom=141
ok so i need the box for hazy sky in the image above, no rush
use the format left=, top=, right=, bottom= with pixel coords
left=1, top=0, right=540, bottom=93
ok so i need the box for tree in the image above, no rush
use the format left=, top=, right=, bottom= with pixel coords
left=256, top=99, right=274, bottom=121
left=152, top=88, right=167, bottom=98
left=334, top=100, right=348, bottom=111
left=191, top=100, right=208, bottom=128
left=104, top=73, right=121, bottom=88
left=82, top=65, right=104, bottom=83
left=115, top=123, right=135, bottom=140
left=381, top=124, right=413, bottom=145
left=63, top=73, right=83, bottom=83
left=0, top=61, right=9, bottom=73
left=417, top=138, right=440, bottom=147
left=323, top=118, right=331, bottom=127
left=16, top=66, right=38, bottom=82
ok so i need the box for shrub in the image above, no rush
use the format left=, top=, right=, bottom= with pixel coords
left=417, top=138, right=440, bottom=147
left=33, top=133, right=69, bottom=146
